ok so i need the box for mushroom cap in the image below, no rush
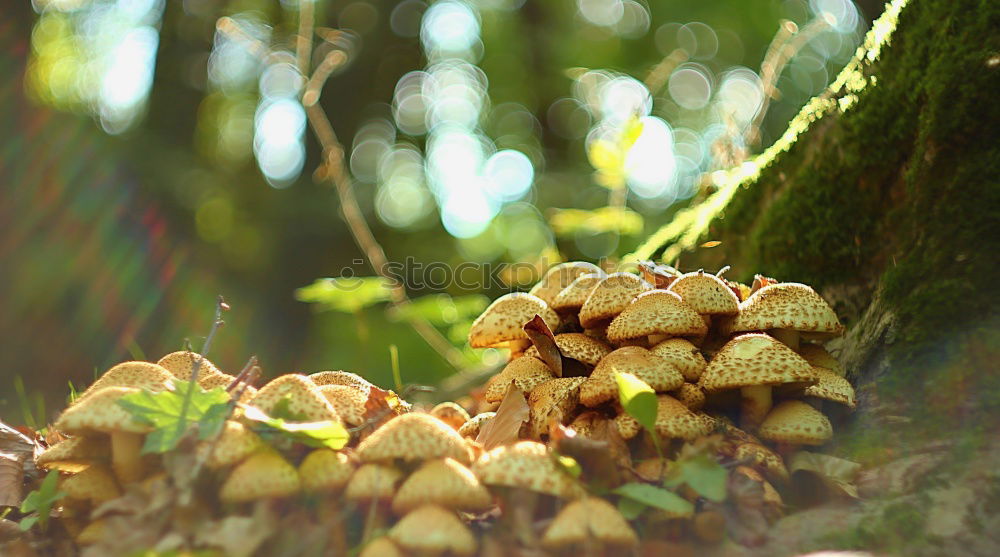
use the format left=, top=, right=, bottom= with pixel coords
left=299, top=449, right=355, bottom=493
left=55, top=386, right=154, bottom=435
left=197, top=374, right=257, bottom=403
left=430, top=402, right=471, bottom=431
left=156, top=351, right=222, bottom=382
left=468, top=293, right=560, bottom=348
left=359, top=538, right=404, bottom=557
left=523, top=333, right=612, bottom=366
left=457, top=412, right=495, bottom=439
left=803, top=367, right=856, bottom=408
left=529, top=262, right=604, bottom=306
left=60, top=463, right=120, bottom=504
left=606, top=290, right=708, bottom=343
left=484, top=357, right=554, bottom=403
left=472, top=441, right=585, bottom=498
left=541, top=497, right=638, bottom=551
left=579, top=273, right=653, bottom=329
left=698, top=334, right=819, bottom=392
left=650, top=338, right=708, bottom=382
left=317, top=384, right=367, bottom=426
left=76, top=362, right=175, bottom=402
left=672, top=383, right=706, bottom=410
left=345, top=463, right=404, bottom=503
left=667, top=271, right=740, bottom=316
left=37, top=436, right=109, bottom=473
left=551, top=272, right=605, bottom=312
left=757, top=401, right=833, bottom=446
left=798, top=343, right=846, bottom=376
left=733, top=443, right=789, bottom=483
left=249, top=374, right=341, bottom=423
left=391, top=458, right=493, bottom=515
left=728, top=283, right=844, bottom=335
left=527, top=377, right=586, bottom=438
left=308, top=370, right=373, bottom=392
left=651, top=395, right=715, bottom=440
left=579, top=347, right=684, bottom=407
left=568, top=411, right=611, bottom=438
left=201, top=420, right=264, bottom=469
left=388, top=505, right=477, bottom=557
left=356, top=413, right=472, bottom=465
left=220, top=451, right=301, bottom=503
left=613, top=412, right=641, bottom=440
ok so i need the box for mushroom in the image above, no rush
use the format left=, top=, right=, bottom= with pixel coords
left=198, top=373, right=257, bottom=401
left=391, top=458, right=492, bottom=515
left=551, top=272, right=605, bottom=314
left=299, top=448, right=355, bottom=493
left=483, top=357, right=554, bottom=404
left=529, top=262, right=604, bottom=306
left=358, top=537, right=404, bottom=557
left=430, top=402, right=471, bottom=431
left=671, top=383, right=706, bottom=411
left=579, top=347, right=684, bottom=407
left=156, top=351, right=223, bottom=383
left=198, top=419, right=264, bottom=469
left=36, top=436, right=109, bottom=473
left=248, top=374, right=342, bottom=423
left=731, top=443, right=790, bottom=484
left=541, top=497, right=638, bottom=554
left=667, top=270, right=740, bottom=330
left=468, top=292, right=560, bottom=354
left=388, top=504, right=478, bottom=557
left=757, top=400, right=833, bottom=450
left=355, top=413, right=472, bottom=465
left=726, top=282, right=844, bottom=351
left=73, top=361, right=174, bottom=403
left=649, top=338, right=708, bottom=382
left=613, top=410, right=642, bottom=440
left=578, top=273, right=653, bottom=332
left=457, top=412, right=495, bottom=439
left=317, top=384, right=368, bottom=426
left=798, top=343, right=846, bottom=376
left=309, top=370, right=374, bottom=392
left=801, top=367, right=857, bottom=410
left=606, top=290, right=707, bottom=346
left=54, top=386, right=154, bottom=484
left=219, top=450, right=300, bottom=503
left=613, top=395, right=715, bottom=443
left=698, top=334, right=819, bottom=430
left=527, top=377, right=586, bottom=439
left=523, top=332, right=613, bottom=370
left=60, top=463, right=121, bottom=505
left=346, top=463, right=405, bottom=541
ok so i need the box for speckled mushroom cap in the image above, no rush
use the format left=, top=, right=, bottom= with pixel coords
left=308, top=370, right=373, bottom=392
left=568, top=411, right=611, bottom=438
left=523, top=333, right=612, bottom=366
left=468, top=293, right=560, bottom=348
left=388, top=505, right=477, bottom=557
left=359, top=538, right=404, bottom=557
left=613, top=411, right=642, bottom=440
left=55, top=387, right=154, bottom=435
left=156, top=351, right=222, bottom=382
left=76, top=362, right=175, bottom=402
left=527, top=377, right=586, bottom=438
left=430, top=402, right=471, bottom=431
left=484, top=357, right=554, bottom=403
left=579, top=347, right=684, bottom=407
left=651, top=395, right=715, bottom=440
left=391, top=458, right=493, bottom=515
left=672, top=383, right=706, bottom=410
left=757, top=400, right=833, bottom=446
left=529, top=262, right=604, bottom=306
left=551, top=273, right=605, bottom=312
left=198, top=374, right=256, bottom=403
left=201, top=420, right=264, bottom=469
left=733, top=443, right=789, bottom=483
left=345, top=463, right=404, bottom=503
left=355, top=413, right=472, bottom=465
left=578, top=273, right=653, bottom=329
left=798, top=343, right=846, bottom=376
left=728, top=283, right=844, bottom=336
left=37, top=436, right=109, bottom=473
left=650, top=338, right=708, bottom=382
left=803, top=367, right=856, bottom=408
left=317, top=384, right=367, bottom=426
left=472, top=441, right=585, bottom=498
left=299, top=449, right=355, bottom=493
left=457, top=412, right=495, bottom=438
left=698, top=334, right=819, bottom=392
left=606, top=290, right=708, bottom=343
left=60, top=463, right=121, bottom=504
left=667, top=271, right=740, bottom=316
left=249, top=374, right=342, bottom=424
left=541, top=497, right=638, bottom=551
left=219, top=451, right=301, bottom=503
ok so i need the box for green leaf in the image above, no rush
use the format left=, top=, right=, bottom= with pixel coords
left=19, top=470, right=66, bottom=531
left=242, top=406, right=349, bottom=451
left=296, top=277, right=393, bottom=313
left=613, top=482, right=693, bottom=515
left=614, top=371, right=658, bottom=434
left=663, top=453, right=728, bottom=502
left=617, top=496, right=646, bottom=520
left=389, top=294, right=489, bottom=326
left=554, top=454, right=582, bottom=479
left=117, top=381, right=231, bottom=454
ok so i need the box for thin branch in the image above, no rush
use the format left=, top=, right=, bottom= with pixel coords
left=296, top=0, right=315, bottom=75
left=175, top=296, right=228, bottom=442
left=644, top=48, right=688, bottom=94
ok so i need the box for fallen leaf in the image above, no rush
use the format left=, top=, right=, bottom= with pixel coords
left=613, top=483, right=694, bottom=515
left=523, top=315, right=562, bottom=377
left=1, top=421, right=38, bottom=482
left=196, top=513, right=275, bottom=557
left=700, top=240, right=722, bottom=248
left=749, top=274, right=778, bottom=295
left=638, top=261, right=680, bottom=289
left=0, top=451, right=25, bottom=508
left=476, top=384, right=529, bottom=450
left=788, top=451, right=862, bottom=499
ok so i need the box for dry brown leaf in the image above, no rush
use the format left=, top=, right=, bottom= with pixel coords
left=788, top=451, right=862, bottom=499
left=195, top=512, right=275, bottom=557
left=750, top=274, right=778, bottom=294
left=476, top=384, right=529, bottom=450
left=523, top=314, right=562, bottom=377
left=638, top=261, right=680, bottom=289
left=0, top=451, right=25, bottom=507
left=549, top=420, right=628, bottom=489
left=1, top=421, right=38, bottom=483
left=700, top=240, right=722, bottom=248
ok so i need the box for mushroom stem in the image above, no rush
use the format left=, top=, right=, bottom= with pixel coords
left=110, top=431, right=144, bottom=484
left=770, top=328, right=800, bottom=352
left=502, top=489, right=540, bottom=547
left=740, top=386, right=772, bottom=430
left=648, top=333, right=669, bottom=345
left=700, top=314, right=712, bottom=329
left=508, top=339, right=532, bottom=359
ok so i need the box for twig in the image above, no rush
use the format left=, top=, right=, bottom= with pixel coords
left=174, top=296, right=228, bottom=443
left=295, top=0, right=315, bottom=75
left=644, top=48, right=688, bottom=94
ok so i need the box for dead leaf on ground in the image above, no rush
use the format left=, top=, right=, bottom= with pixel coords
left=477, top=384, right=529, bottom=450
left=1, top=421, right=38, bottom=483
left=523, top=315, right=562, bottom=377
left=789, top=451, right=862, bottom=499
left=0, top=451, right=26, bottom=507
left=638, top=261, right=680, bottom=289
left=196, top=510, right=276, bottom=557
left=750, top=274, right=778, bottom=295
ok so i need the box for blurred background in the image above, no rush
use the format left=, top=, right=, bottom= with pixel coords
left=0, top=0, right=881, bottom=425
